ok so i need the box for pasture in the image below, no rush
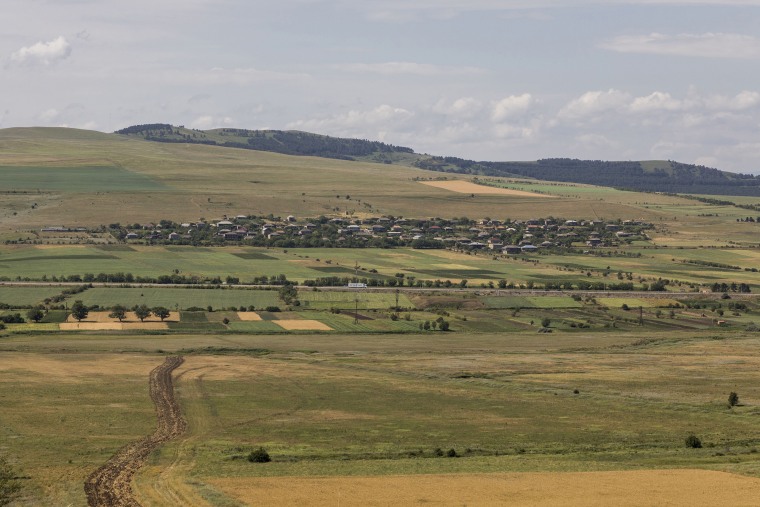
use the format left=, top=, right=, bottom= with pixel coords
left=5, top=331, right=760, bottom=504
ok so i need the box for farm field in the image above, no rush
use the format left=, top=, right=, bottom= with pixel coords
left=5, top=331, right=760, bottom=504
left=4, top=243, right=760, bottom=290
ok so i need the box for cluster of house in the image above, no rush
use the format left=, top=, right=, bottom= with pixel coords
left=114, top=214, right=651, bottom=251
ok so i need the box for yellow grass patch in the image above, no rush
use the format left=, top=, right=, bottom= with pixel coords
left=0, top=352, right=161, bottom=382
left=273, top=319, right=333, bottom=331
left=420, top=180, right=555, bottom=197
left=237, top=311, right=262, bottom=321
left=210, top=469, right=760, bottom=507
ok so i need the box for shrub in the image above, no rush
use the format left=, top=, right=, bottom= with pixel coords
left=446, top=448, right=458, bottom=458
left=685, top=435, right=702, bottom=448
left=264, top=306, right=281, bottom=312
left=433, top=448, right=444, bottom=457
left=729, top=392, right=739, bottom=407
left=222, top=317, right=230, bottom=325
left=541, top=317, right=551, bottom=328
left=247, top=447, right=271, bottom=463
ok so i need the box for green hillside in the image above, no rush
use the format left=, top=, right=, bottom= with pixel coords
left=116, top=123, right=760, bottom=196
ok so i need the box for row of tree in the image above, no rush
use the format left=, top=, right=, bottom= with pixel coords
left=68, top=301, right=172, bottom=322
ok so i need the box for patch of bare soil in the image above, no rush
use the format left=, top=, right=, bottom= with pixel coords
left=84, top=356, right=186, bottom=507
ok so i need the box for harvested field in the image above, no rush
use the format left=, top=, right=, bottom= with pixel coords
left=420, top=180, right=555, bottom=197
left=211, top=469, right=760, bottom=506
left=59, top=311, right=174, bottom=330
left=273, top=319, right=333, bottom=331
left=236, top=311, right=262, bottom=321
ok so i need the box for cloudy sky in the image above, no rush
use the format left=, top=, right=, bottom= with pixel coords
left=3, top=1, right=760, bottom=172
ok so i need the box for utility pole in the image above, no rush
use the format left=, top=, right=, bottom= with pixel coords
left=354, top=261, right=360, bottom=324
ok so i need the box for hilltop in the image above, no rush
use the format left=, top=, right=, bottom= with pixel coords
left=116, top=123, right=760, bottom=196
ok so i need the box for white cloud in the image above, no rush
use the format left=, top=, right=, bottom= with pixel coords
left=432, top=97, right=483, bottom=118
left=601, top=32, right=760, bottom=59
left=335, top=62, right=484, bottom=76
left=628, top=91, right=682, bottom=113
left=286, top=105, right=414, bottom=136
left=491, top=94, right=534, bottom=122
left=190, top=115, right=235, bottom=129
left=557, top=89, right=631, bottom=121
left=10, top=36, right=71, bottom=66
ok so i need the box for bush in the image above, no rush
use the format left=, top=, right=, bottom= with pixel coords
left=433, top=448, right=444, bottom=457
left=264, top=306, right=281, bottom=312
left=729, top=392, right=739, bottom=407
left=685, top=434, right=702, bottom=448
left=541, top=317, right=551, bottom=328
left=446, top=448, right=458, bottom=458
left=247, top=447, right=271, bottom=463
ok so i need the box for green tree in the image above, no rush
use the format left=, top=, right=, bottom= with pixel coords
left=0, top=456, right=21, bottom=506
left=108, top=304, right=127, bottom=322
left=70, top=300, right=88, bottom=322
left=685, top=434, right=702, bottom=448
left=729, top=392, right=740, bottom=407
left=134, top=304, right=152, bottom=322
left=541, top=317, right=551, bottom=328
left=152, top=306, right=171, bottom=321
left=26, top=306, right=45, bottom=323
left=247, top=447, right=271, bottom=463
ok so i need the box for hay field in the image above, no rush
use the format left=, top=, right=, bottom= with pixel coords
left=236, top=311, right=262, bottom=321
left=211, top=469, right=760, bottom=507
left=59, top=311, right=174, bottom=330
left=420, top=179, right=555, bottom=197
left=273, top=319, right=333, bottom=330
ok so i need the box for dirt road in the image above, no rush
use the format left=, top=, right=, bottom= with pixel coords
left=84, top=356, right=186, bottom=507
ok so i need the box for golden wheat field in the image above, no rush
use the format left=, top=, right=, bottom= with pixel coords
left=210, top=469, right=760, bottom=506
left=420, top=179, right=556, bottom=197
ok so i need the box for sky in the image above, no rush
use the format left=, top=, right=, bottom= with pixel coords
left=3, top=1, right=760, bottom=173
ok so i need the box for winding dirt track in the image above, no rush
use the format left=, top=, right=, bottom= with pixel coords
left=84, top=356, right=186, bottom=507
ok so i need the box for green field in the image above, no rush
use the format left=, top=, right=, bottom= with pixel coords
left=298, top=290, right=414, bottom=310
left=0, top=165, right=168, bottom=192
left=0, top=285, right=67, bottom=305
left=77, top=287, right=279, bottom=310
left=5, top=331, right=760, bottom=504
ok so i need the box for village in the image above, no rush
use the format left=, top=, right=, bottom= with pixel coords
left=88, top=215, right=655, bottom=252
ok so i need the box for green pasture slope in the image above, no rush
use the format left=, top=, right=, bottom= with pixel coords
left=0, top=165, right=167, bottom=192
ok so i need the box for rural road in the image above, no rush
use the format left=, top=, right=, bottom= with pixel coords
left=84, top=356, right=186, bottom=507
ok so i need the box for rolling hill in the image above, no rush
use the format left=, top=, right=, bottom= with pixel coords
left=116, top=123, right=760, bottom=196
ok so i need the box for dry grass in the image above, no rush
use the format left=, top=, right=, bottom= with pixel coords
left=273, top=319, right=333, bottom=331
left=60, top=311, right=173, bottom=330
left=236, top=311, right=262, bottom=321
left=420, top=180, right=555, bottom=197
left=210, top=469, right=760, bottom=506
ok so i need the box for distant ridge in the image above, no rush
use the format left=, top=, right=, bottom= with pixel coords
left=116, top=123, right=760, bottom=196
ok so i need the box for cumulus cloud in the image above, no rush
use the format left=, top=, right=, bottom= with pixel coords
left=432, top=97, right=483, bottom=118
left=190, top=115, right=235, bottom=129
left=557, top=89, right=631, bottom=121
left=628, top=91, right=682, bottom=113
left=335, top=62, right=484, bottom=76
left=10, top=36, right=71, bottom=66
left=286, top=105, right=414, bottom=134
left=491, top=94, right=534, bottom=122
left=601, top=32, right=760, bottom=59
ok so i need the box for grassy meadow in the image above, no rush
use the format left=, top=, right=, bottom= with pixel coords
left=4, top=331, right=760, bottom=505
left=6, top=128, right=760, bottom=504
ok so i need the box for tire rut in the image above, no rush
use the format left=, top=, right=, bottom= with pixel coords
left=84, top=356, right=186, bottom=507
